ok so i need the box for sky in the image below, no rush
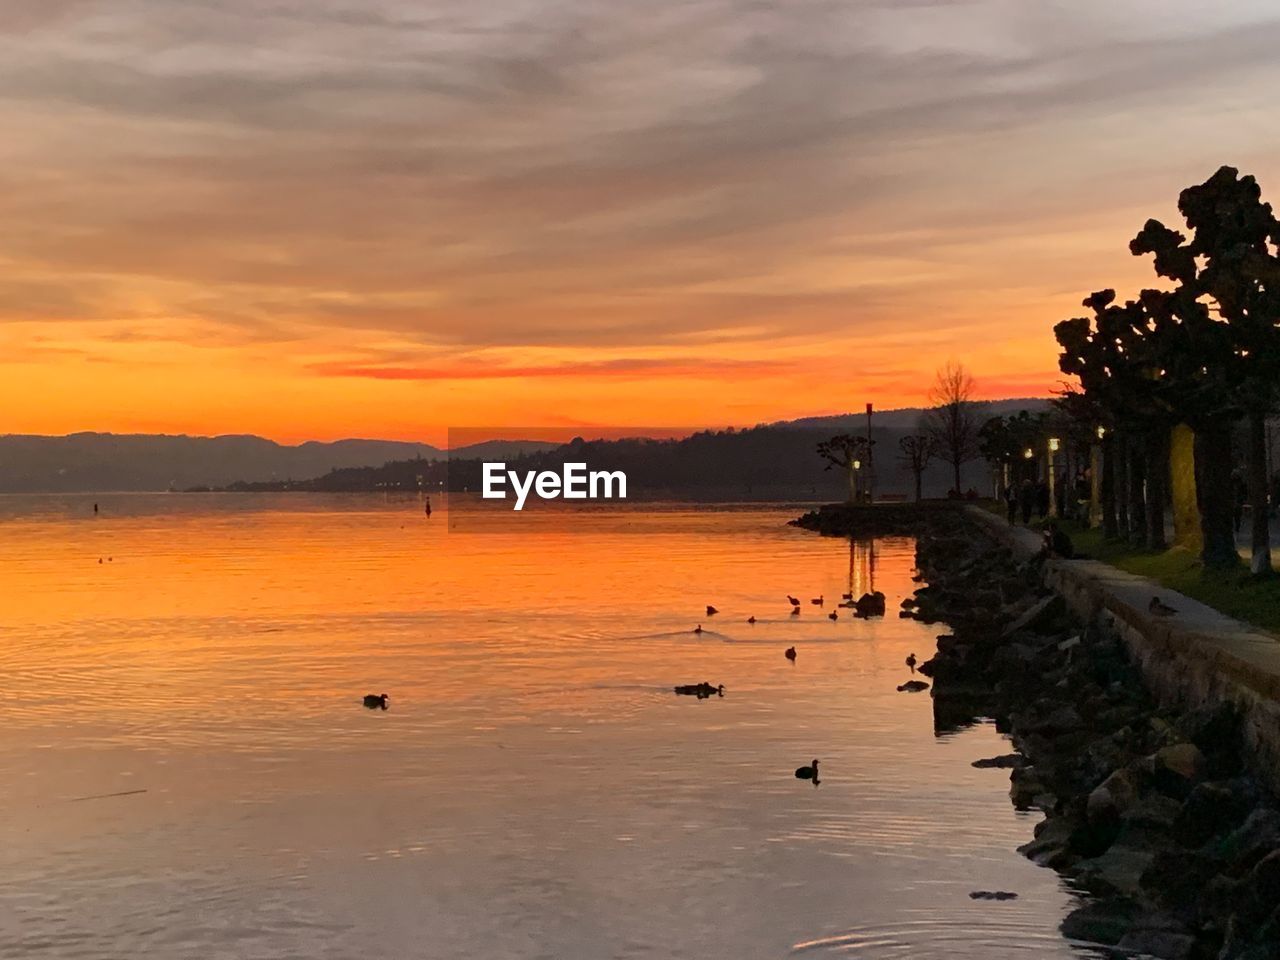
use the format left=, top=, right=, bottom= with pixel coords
left=3, top=0, right=1280, bottom=444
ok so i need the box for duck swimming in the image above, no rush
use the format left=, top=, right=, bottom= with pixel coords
left=785, top=646, right=796, bottom=662
left=787, top=595, right=800, bottom=606
left=794, top=759, right=820, bottom=781
left=674, top=682, right=724, bottom=698
left=706, top=605, right=718, bottom=616
left=363, top=693, right=389, bottom=710
left=906, top=653, right=918, bottom=673
left=810, top=595, right=824, bottom=606
left=827, top=611, right=838, bottom=621
left=693, top=624, right=704, bottom=634
left=747, top=616, right=756, bottom=624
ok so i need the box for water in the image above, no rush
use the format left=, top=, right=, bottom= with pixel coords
left=0, top=494, right=1099, bottom=959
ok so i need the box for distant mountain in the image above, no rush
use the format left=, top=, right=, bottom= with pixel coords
left=773, top=398, right=1052, bottom=432
left=0, top=433, right=557, bottom=493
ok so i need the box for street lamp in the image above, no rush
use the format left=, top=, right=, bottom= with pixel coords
left=1048, top=438, right=1061, bottom=517
left=1096, top=425, right=1106, bottom=440
left=853, top=460, right=862, bottom=502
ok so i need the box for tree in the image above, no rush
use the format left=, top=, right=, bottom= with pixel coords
left=816, top=434, right=871, bottom=503
left=897, top=435, right=935, bottom=501
left=923, top=362, right=984, bottom=496
left=1126, top=169, right=1280, bottom=571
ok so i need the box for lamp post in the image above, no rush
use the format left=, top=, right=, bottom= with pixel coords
left=1048, top=437, right=1061, bottom=518
left=853, top=459, right=862, bottom=503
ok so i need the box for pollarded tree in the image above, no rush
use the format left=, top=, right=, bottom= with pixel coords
left=816, top=434, right=871, bottom=503
left=897, top=435, right=935, bottom=502
left=1171, top=167, right=1280, bottom=575
left=1129, top=179, right=1265, bottom=571
left=923, top=362, right=985, bottom=496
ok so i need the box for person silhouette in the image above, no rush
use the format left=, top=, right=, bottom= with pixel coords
left=425, top=497, right=432, bottom=519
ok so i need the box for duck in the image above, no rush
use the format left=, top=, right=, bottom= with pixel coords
left=794, top=759, right=820, bottom=781
left=693, top=624, right=704, bottom=635
left=785, top=646, right=797, bottom=662
left=1149, top=596, right=1177, bottom=617
left=810, top=595, right=824, bottom=606
left=790, top=606, right=800, bottom=616
left=363, top=693, right=389, bottom=710
left=787, top=595, right=801, bottom=606
left=674, top=682, right=724, bottom=698
left=906, top=653, right=918, bottom=673
left=827, top=611, right=838, bottom=621
left=841, top=592, right=853, bottom=601
left=747, top=616, right=756, bottom=624
left=706, top=605, right=718, bottom=616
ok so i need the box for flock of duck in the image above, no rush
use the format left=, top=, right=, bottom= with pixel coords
left=670, top=587, right=923, bottom=786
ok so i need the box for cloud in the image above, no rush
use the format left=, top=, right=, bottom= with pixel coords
left=4, top=0, right=1280, bottom=428
left=310, top=355, right=793, bottom=380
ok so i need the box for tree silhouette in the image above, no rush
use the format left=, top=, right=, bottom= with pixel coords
left=897, top=435, right=935, bottom=502
left=816, top=434, right=871, bottom=503
left=923, top=362, right=984, bottom=496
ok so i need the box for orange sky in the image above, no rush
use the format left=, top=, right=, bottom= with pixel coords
left=3, top=1, right=1280, bottom=445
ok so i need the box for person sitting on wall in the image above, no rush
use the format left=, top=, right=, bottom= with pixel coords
left=1003, top=483, right=1018, bottom=524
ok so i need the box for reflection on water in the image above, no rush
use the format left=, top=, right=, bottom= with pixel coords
left=0, top=494, right=1098, bottom=959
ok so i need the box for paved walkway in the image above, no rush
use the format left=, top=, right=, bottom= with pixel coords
left=968, top=506, right=1280, bottom=699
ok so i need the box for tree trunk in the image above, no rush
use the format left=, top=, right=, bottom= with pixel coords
left=1114, top=435, right=1130, bottom=539
left=1101, top=435, right=1118, bottom=539
left=847, top=462, right=857, bottom=504
left=1126, top=435, right=1146, bottom=546
left=952, top=458, right=961, bottom=497
left=914, top=468, right=923, bottom=502
left=1144, top=428, right=1168, bottom=552
left=1247, top=409, right=1272, bottom=575
left=1195, top=423, right=1239, bottom=570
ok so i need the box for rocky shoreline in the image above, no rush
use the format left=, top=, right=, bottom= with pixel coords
left=805, top=504, right=1280, bottom=960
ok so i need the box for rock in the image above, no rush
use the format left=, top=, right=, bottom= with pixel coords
left=1153, top=743, right=1206, bottom=795
left=1074, top=840, right=1157, bottom=896
left=1115, top=927, right=1194, bottom=960
left=1140, top=848, right=1226, bottom=914
left=1019, top=815, right=1076, bottom=866
left=1010, top=766, right=1055, bottom=811
left=969, top=890, right=1018, bottom=900
left=1060, top=899, right=1140, bottom=945
left=855, top=591, right=886, bottom=617
left=972, top=754, right=1027, bottom=770
left=1021, top=703, right=1084, bottom=737
left=1121, top=794, right=1184, bottom=831
left=1087, top=768, right=1141, bottom=824
left=1174, top=780, right=1251, bottom=847
left=1001, top=594, right=1066, bottom=638
left=896, top=680, right=929, bottom=693
left=1220, top=808, right=1280, bottom=872
left=1253, top=849, right=1280, bottom=908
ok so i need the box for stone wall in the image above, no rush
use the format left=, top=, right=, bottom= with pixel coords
left=969, top=506, right=1280, bottom=793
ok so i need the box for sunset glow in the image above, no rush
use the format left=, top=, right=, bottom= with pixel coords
left=4, top=1, right=1280, bottom=442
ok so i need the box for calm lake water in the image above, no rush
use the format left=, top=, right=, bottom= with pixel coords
left=0, top=494, right=1099, bottom=959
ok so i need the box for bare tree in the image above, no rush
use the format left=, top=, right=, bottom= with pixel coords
left=923, top=362, right=985, bottom=496
left=898, top=435, right=935, bottom=501
left=816, top=434, right=871, bottom=503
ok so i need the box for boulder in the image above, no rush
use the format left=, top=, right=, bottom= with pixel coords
left=1060, top=899, right=1140, bottom=946
left=1088, top=767, right=1141, bottom=824
left=972, top=754, right=1027, bottom=770
left=1153, top=743, right=1206, bottom=796
left=1001, top=594, right=1066, bottom=638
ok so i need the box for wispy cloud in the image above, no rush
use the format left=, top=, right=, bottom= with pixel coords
left=4, top=0, right=1280, bottom=435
